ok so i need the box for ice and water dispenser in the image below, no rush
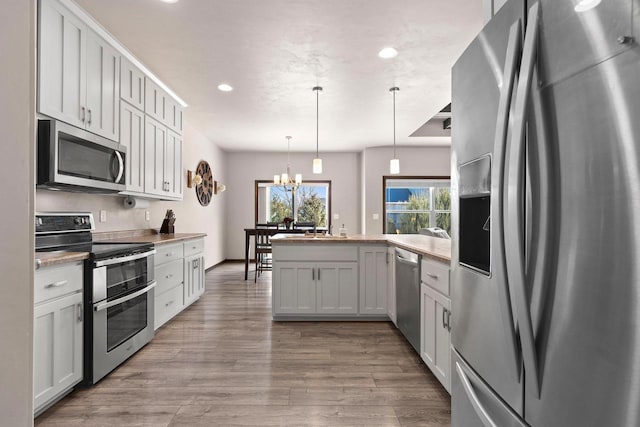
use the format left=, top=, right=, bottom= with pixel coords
left=459, top=156, right=491, bottom=275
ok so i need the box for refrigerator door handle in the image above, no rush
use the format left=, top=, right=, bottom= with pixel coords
left=456, top=362, right=498, bottom=427
left=505, top=2, right=541, bottom=398
left=490, top=18, right=523, bottom=379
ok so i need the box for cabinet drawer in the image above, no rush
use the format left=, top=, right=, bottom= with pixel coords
left=184, top=238, right=204, bottom=257
left=421, top=258, right=450, bottom=297
left=154, top=283, right=183, bottom=330
left=155, top=243, right=183, bottom=266
left=35, top=262, right=83, bottom=305
left=273, top=244, right=358, bottom=262
left=155, top=259, right=183, bottom=295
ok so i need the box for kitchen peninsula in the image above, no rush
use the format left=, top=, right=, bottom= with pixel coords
left=271, top=233, right=451, bottom=320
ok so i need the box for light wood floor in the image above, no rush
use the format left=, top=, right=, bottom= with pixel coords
left=35, top=262, right=451, bottom=426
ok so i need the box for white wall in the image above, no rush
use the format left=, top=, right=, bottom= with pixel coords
left=362, top=146, right=451, bottom=234
left=225, top=151, right=360, bottom=259
left=1, top=0, right=35, bottom=424
left=36, top=124, right=227, bottom=269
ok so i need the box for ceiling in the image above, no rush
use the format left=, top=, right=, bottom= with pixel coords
left=76, top=0, right=483, bottom=152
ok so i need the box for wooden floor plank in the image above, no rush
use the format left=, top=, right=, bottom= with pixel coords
left=35, top=263, right=450, bottom=426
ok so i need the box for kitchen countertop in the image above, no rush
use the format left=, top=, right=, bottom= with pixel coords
left=36, top=230, right=207, bottom=269
left=272, top=233, right=451, bottom=263
left=94, top=232, right=207, bottom=245
left=36, top=251, right=89, bottom=269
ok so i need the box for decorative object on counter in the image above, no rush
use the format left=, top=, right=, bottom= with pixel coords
left=160, top=209, right=176, bottom=234
left=312, top=86, right=323, bottom=174
left=123, top=196, right=150, bottom=209
left=214, top=180, right=226, bottom=194
left=283, top=217, right=294, bottom=229
left=339, top=224, right=348, bottom=237
left=194, top=160, right=213, bottom=206
left=273, top=136, right=302, bottom=190
left=389, top=86, right=400, bottom=175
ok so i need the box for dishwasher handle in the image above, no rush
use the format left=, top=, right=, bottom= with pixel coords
left=396, top=254, right=419, bottom=268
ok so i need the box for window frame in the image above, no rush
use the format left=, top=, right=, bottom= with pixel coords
left=254, top=179, right=332, bottom=229
left=382, top=175, right=451, bottom=234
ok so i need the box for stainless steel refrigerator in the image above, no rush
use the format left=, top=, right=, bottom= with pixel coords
left=451, top=0, right=640, bottom=425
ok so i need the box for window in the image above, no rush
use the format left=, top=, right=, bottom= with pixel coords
left=255, top=181, right=331, bottom=228
left=383, top=177, right=451, bottom=236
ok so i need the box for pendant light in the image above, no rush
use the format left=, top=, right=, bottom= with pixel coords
left=312, top=86, right=323, bottom=174
left=389, top=86, right=400, bottom=174
left=274, top=136, right=302, bottom=189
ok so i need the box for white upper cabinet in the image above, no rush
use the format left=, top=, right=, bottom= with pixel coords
left=165, top=130, right=183, bottom=199
left=120, top=101, right=145, bottom=193
left=144, top=116, right=167, bottom=196
left=86, top=29, right=120, bottom=141
left=38, top=0, right=87, bottom=129
left=145, top=77, right=184, bottom=134
left=38, top=0, right=120, bottom=141
left=120, top=57, right=145, bottom=111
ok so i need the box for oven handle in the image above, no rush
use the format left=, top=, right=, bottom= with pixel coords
left=94, top=281, right=156, bottom=312
left=95, top=249, right=156, bottom=267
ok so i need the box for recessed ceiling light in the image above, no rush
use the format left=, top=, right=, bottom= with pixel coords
left=217, top=83, right=233, bottom=92
left=378, top=47, right=398, bottom=59
left=160, top=0, right=179, bottom=3
left=574, top=0, right=601, bottom=12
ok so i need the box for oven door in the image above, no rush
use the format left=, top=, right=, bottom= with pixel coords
left=91, top=253, right=155, bottom=383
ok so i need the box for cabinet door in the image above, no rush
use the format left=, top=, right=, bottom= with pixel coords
left=316, top=262, right=358, bottom=314
left=144, top=78, right=166, bottom=123
left=165, top=129, right=183, bottom=199
left=34, top=292, right=83, bottom=413
left=86, top=29, right=120, bottom=141
left=387, top=247, right=397, bottom=325
left=38, top=0, right=86, bottom=128
left=120, top=57, right=145, bottom=110
left=165, top=97, right=184, bottom=134
left=184, top=254, right=204, bottom=306
left=273, top=262, right=316, bottom=314
left=120, top=101, right=145, bottom=193
left=359, top=246, right=388, bottom=314
left=421, top=283, right=451, bottom=393
left=144, top=116, right=167, bottom=196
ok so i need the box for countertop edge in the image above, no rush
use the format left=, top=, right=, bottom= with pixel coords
left=36, top=252, right=90, bottom=269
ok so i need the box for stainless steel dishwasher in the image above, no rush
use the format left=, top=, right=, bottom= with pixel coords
left=395, top=247, right=421, bottom=353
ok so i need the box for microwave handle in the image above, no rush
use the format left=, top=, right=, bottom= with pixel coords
left=115, top=151, right=124, bottom=183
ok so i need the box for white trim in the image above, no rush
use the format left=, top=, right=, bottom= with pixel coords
left=60, top=0, right=188, bottom=108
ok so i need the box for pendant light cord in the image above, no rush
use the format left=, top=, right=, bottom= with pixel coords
left=316, top=89, right=319, bottom=158
left=390, top=87, right=399, bottom=158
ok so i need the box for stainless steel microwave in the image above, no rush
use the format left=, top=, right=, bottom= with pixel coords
left=37, top=119, right=126, bottom=193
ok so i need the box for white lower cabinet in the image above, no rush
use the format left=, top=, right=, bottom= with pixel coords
left=421, top=282, right=451, bottom=393
left=184, top=253, right=205, bottom=306
left=34, top=262, right=84, bottom=415
left=359, top=246, right=388, bottom=315
left=154, top=238, right=205, bottom=330
left=273, top=261, right=358, bottom=315
left=316, top=262, right=358, bottom=314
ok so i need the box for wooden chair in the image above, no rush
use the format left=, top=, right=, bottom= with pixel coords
left=254, top=227, right=273, bottom=282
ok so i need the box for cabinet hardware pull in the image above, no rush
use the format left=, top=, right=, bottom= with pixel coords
left=317, top=268, right=320, bottom=280
left=447, top=310, right=452, bottom=332
left=87, top=108, right=92, bottom=126
left=442, top=308, right=447, bottom=329
left=81, top=106, right=86, bottom=123
left=166, top=300, right=173, bottom=307
left=427, top=273, right=439, bottom=280
left=312, top=268, right=315, bottom=280
left=45, top=280, right=68, bottom=288
left=166, top=253, right=173, bottom=257
left=77, top=303, right=83, bottom=322
left=166, top=274, right=172, bottom=279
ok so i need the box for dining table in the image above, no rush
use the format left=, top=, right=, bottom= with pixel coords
left=243, top=227, right=307, bottom=280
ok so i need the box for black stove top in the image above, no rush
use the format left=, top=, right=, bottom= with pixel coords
left=35, top=212, right=154, bottom=260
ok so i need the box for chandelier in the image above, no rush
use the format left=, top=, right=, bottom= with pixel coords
left=273, top=136, right=302, bottom=190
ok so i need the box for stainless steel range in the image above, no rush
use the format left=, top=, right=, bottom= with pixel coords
left=35, top=212, right=156, bottom=385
